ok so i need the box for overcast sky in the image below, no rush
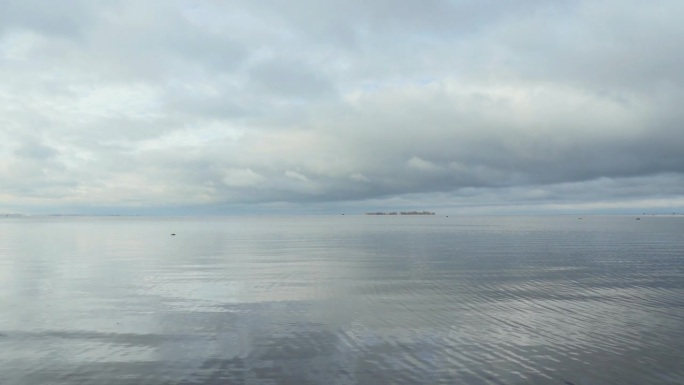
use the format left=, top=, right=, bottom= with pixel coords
left=1, top=0, right=683, bottom=215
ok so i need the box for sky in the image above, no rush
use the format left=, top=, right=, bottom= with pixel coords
left=1, top=0, right=683, bottom=215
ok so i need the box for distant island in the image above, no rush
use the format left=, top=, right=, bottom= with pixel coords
left=364, top=211, right=435, bottom=215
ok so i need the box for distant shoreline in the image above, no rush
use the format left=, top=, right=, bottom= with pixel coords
left=364, top=211, right=435, bottom=216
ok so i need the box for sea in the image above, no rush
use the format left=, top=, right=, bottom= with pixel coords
left=1, top=215, right=683, bottom=385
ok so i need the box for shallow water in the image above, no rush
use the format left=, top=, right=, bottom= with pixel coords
left=1, top=215, right=683, bottom=384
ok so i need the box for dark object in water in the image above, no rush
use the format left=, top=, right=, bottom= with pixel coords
left=171, top=233, right=176, bottom=236
left=636, top=218, right=640, bottom=220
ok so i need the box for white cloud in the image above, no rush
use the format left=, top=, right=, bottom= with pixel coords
left=223, top=168, right=264, bottom=187
left=407, top=156, right=442, bottom=172
left=349, top=173, right=369, bottom=182
left=285, top=171, right=309, bottom=182
left=1, top=0, right=683, bottom=214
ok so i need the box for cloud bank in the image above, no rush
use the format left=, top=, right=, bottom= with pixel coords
left=1, top=0, right=683, bottom=214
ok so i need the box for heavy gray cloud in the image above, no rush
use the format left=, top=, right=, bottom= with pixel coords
left=1, top=0, right=683, bottom=214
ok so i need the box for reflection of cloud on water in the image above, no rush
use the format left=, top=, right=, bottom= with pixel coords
left=4, top=217, right=684, bottom=384
left=131, top=297, right=466, bottom=384
left=137, top=278, right=247, bottom=310
left=7, top=291, right=684, bottom=385
left=135, top=270, right=335, bottom=312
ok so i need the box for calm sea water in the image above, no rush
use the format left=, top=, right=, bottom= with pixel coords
left=1, top=215, right=683, bottom=385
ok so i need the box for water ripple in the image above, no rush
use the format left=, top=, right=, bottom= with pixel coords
left=1, top=216, right=683, bottom=384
